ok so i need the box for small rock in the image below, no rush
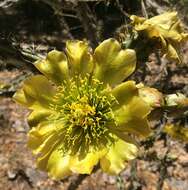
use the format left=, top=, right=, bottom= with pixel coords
left=7, top=170, right=17, bottom=180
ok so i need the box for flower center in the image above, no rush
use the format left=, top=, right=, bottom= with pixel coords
left=50, top=76, right=117, bottom=156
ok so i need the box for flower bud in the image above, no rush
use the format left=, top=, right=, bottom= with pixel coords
left=165, top=93, right=188, bottom=107
left=138, top=86, right=164, bottom=108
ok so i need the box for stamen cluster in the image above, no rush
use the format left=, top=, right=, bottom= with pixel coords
left=50, top=76, right=117, bottom=157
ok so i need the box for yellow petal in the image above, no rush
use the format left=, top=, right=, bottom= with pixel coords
left=113, top=96, right=151, bottom=137
left=13, top=88, right=30, bottom=107
left=120, top=118, right=151, bottom=137
left=66, top=40, right=93, bottom=77
left=35, top=133, right=61, bottom=171
left=100, top=138, right=137, bottom=175
left=160, top=35, right=167, bottom=48
left=27, top=127, right=44, bottom=151
left=130, top=15, right=146, bottom=26
left=165, top=43, right=182, bottom=63
left=34, top=50, right=69, bottom=84
left=161, top=29, right=183, bottom=42
left=13, top=75, right=55, bottom=109
left=146, top=25, right=161, bottom=38
left=28, top=129, right=61, bottom=172
left=112, top=131, right=138, bottom=146
left=35, top=121, right=60, bottom=136
left=93, top=38, right=136, bottom=86
left=70, top=150, right=106, bottom=174
left=111, top=81, right=138, bottom=109
left=35, top=135, right=60, bottom=171
left=36, top=148, right=54, bottom=171
left=28, top=109, right=53, bottom=127
left=27, top=122, right=60, bottom=154
left=47, top=149, right=72, bottom=179
left=145, top=12, right=178, bottom=29
left=28, top=130, right=55, bottom=155
left=115, top=96, right=151, bottom=122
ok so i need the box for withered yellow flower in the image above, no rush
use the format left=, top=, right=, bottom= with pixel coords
left=13, top=39, right=151, bottom=179
left=130, top=12, right=188, bottom=63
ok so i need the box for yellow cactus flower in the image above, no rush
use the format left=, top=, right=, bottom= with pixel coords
left=164, top=124, right=188, bottom=142
left=130, top=12, right=188, bottom=63
left=13, top=39, right=151, bottom=179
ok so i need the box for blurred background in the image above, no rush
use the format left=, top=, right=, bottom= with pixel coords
left=0, top=0, right=188, bottom=189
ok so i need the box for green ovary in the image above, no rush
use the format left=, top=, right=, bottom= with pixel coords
left=49, top=76, right=117, bottom=157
